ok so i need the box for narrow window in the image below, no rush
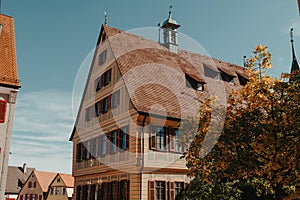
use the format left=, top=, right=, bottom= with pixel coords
left=119, top=180, right=129, bottom=200
left=91, top=137, right=99, bottom=158
left=221, top=73, right=235, bottom=84
left=101, top=135, right=107, bottom=156
left=85, top=106, right=93, bottom=122
left=175, top=182, right=184, bottom=197
left=95, top=101, right=101, bottom=117
left=156, top=127, right=166, bottom=151
left=0, top=100, right=7, bottom=123
left=76, top=143, right=83, bottom=162
left=50, top=188, right=54, bottom=195
left=63, top=188, right=67, bottom=196
left=110, top=130, right=117, bottom=154
left=96, top=77, right=102, bottom=92
left=55, top=187, right=62, bottom=195
left=119, top=126, right=128, bottom=151
left=185, top=75, right=204, bottom=91
left=174, top=129, right=183, bottom=152
left=85, top=140, right=91, bottom=160
left=103, top=69, right=111, bottom=86
left=238, top=74, right=248, bottom=86
left=156, top=181, right=166, bottom=200
left=102, top=97, right=109, bottom=113
left=109, top=181, right=118, bottom=200
left=99, top=50, right=107, bottom=66
left=111, top=90, right=120, bottom=109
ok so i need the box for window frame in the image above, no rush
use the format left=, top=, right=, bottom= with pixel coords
left=99, top=50, right=107, bottom=66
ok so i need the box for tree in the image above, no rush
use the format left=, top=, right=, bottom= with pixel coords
left=181, top=46, right=300, bottom=200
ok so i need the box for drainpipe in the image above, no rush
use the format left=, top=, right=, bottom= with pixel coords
left=139, top=115, right=147, bottom=200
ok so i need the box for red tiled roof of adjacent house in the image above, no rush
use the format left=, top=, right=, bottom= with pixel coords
left=0, top=14, right=20, bottom=88
left=59, top=173, right=74, bottom=188
left=103, top=25, right=247, bottom=119
left=34, top=171, right=57, bottom=192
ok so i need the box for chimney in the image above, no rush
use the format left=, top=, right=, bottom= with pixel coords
left=23, top=163, right=27, bottom=173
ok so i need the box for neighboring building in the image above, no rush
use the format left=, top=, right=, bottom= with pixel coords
left=69, top=10, right=248, bottom=200
left=46, top=173, right=74, bottom=200
left=5, top=164, right=35, bottom=200
left=0, top=14, right=21, bottom=200
left=18, top=171, right=56, bottom=200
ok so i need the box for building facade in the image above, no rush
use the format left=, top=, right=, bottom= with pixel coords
left=18, top=171, right=56, bottom=200
left=0, top=14, right=21, bottom=200
left=46, top=173, right=74, bottom=200
left=70, top=12, right=248, bottom=200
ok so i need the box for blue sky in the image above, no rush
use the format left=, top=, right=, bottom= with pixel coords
left=2, top=0, right=299, bottom=173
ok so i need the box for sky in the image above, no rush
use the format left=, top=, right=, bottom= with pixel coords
left=2, top=0, right=299, bottom=174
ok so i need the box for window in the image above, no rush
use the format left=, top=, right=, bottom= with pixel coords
left=238, top=74, right=248, bottom=86
left=20, top=195, right=24, bottom=200
left=32, top=194, right=36, bottom=200
left=175, top=182, right=184, bottom=197
left=102, top=96, right=109, bottom=113
left=99, top=50, right=107, bottom=66
left=76, top=185, right=81, bottom=200
left=28, top=182, right=32, bottom=188
left=109, top=130, right=117, bottom=154
left=221, top=73, right=235, bottom=84
left=33, top=181, right=36, bottom=188
left=119, top=180, right=129, bottom=200
left=156, top=127, right=166, bottom=151
left=109, top=181, right=118, bottom=200
left=96, top=76, right=102, bottom=92
left=111, top=90, right=120, bottom=109
left=119, top=126, right=129, bottom=151
left=204, top=65, right=221, bottom=80
left=63, top=187, right=67, bottom=195
left=0, top=100, right=7, bottom=123
left=56, top=187, right=62, bottom=195
left=185, top=74, right=204, bottom=91
left=90, top=185, right=96, bottom=199
left=156, top=181, right=166, bottom=200
left=76, top=143, right=83, bottom=162
left=103, top=69, right=111, bottom=86
left=101, top=135, right=107, bottom=156
left=50, top=187, right=54, bottom=195
left=95, top=101, right=101, bottom=117
left=84, top=140, right=91, bottom=160
left=174, top=129, right=184, bottom=152
left=91, top=137, right=99, bottom=158
left=85, top=106, right=93, bottom=122
left=57, top=178, right=60, bottom=183
left=100, top=182, right=108, bottom=200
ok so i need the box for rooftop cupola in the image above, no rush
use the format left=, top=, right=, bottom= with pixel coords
left=160, top=6, right=181, bottom=53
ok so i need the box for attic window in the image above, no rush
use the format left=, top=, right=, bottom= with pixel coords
left=238, top=74, right=248, bottom=86
left=99, top=50, right=107, bottom=66
left=186, top=74, right=204, bottom=91
left=221, top=73, right=235, bottom=84
left=204, top=65, right=221, bottom=80
left=57, top=178, right=61, bottom=183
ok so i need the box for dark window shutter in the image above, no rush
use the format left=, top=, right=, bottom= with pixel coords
left=34, top=181, right=36, bottom=188
left=20, top=195, right=23, bottom=200
left=0, top=100, right=7, bottom=123
left=116, top=129, right=120, bottom=149
left=35, top=194, right=38, bottom=199
left=148, top=181, right=155, bottom=200
left=29, top=194, right=32, bottom=200
left=150, top=129, right=157, bottom=150
left=28, top=182, right=30, bottom=188
left=39, top=195, right=42, bottom=200
left=126, top=180, right=130, bottom=200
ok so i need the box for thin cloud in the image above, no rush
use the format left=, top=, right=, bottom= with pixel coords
left=9, top=90, right=74, bottom=173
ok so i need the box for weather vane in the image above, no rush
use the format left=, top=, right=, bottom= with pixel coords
left=169, top=5, right=173, bottom=18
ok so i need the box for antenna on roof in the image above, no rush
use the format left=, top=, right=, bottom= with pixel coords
left=243, top=56, right=247, bottom=67
left=104, top=11, right=107, bottom=25
left=169, top=5, right=173, bottom=18
left=157, top=23, right=161, bottom=43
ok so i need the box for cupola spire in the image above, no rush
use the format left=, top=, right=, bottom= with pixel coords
left=160, top=5, right=181, bottom=53
left=290, top=28, right=299, bottom=73
left=289, top=28, right=300, bottom=82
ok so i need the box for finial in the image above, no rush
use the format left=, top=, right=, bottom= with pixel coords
left=104, top=11, right=107, bottom=25
left=291, top=28, right=294, bottom=43
left=169, top=5, right=173, bottom=18
left=243, top=56, right=247, bottom=67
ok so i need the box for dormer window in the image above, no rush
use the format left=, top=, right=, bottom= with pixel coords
left=221, top=73, right=235, bottom=85
left=204, top=65, right=221, bottom=80
left=186, top=74, right=204, bottom=91
left=237, top=74, right=248, bottom=86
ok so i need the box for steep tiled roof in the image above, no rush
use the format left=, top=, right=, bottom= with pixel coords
left=0, top=14, right=20, bottom=88
left=103, top=25, right=247, bottom=119
left=5, top=166, right=35, bottom=194
left=34, top=171, right=57, bottom=192
left=59, top=173, right=74, bottom=188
